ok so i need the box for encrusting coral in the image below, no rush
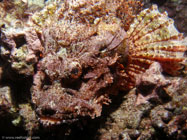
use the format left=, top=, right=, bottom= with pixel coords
left=0, top=0, right=186, bottom=131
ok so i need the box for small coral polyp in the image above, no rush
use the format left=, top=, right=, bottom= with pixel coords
left=0, top=0, right=186, bottom=126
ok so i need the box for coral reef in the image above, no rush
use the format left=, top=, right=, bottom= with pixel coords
left=0, top=86, right=15, bottom=115
left=0, top=0, right=45, bottom=76
left=95, top=62, right=187, bottom=140
left=18, top=103, right=39, bottom=135
left=0, top=0, right=186, bottom=139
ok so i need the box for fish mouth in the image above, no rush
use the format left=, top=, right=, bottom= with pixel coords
left=38, top=116, right=79, bottom=126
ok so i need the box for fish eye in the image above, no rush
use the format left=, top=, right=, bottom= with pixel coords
left=71, top=68, right=79, bottom=75
left=69, top=62, right=82, bottom=79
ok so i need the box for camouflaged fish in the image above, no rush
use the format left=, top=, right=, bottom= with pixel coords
left=0, top=0, right=186, bottom=126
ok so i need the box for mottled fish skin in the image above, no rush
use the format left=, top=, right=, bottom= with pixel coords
left=31, top=4, right=187, bottom=125
left=122, top=5, right=187, bottom=89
